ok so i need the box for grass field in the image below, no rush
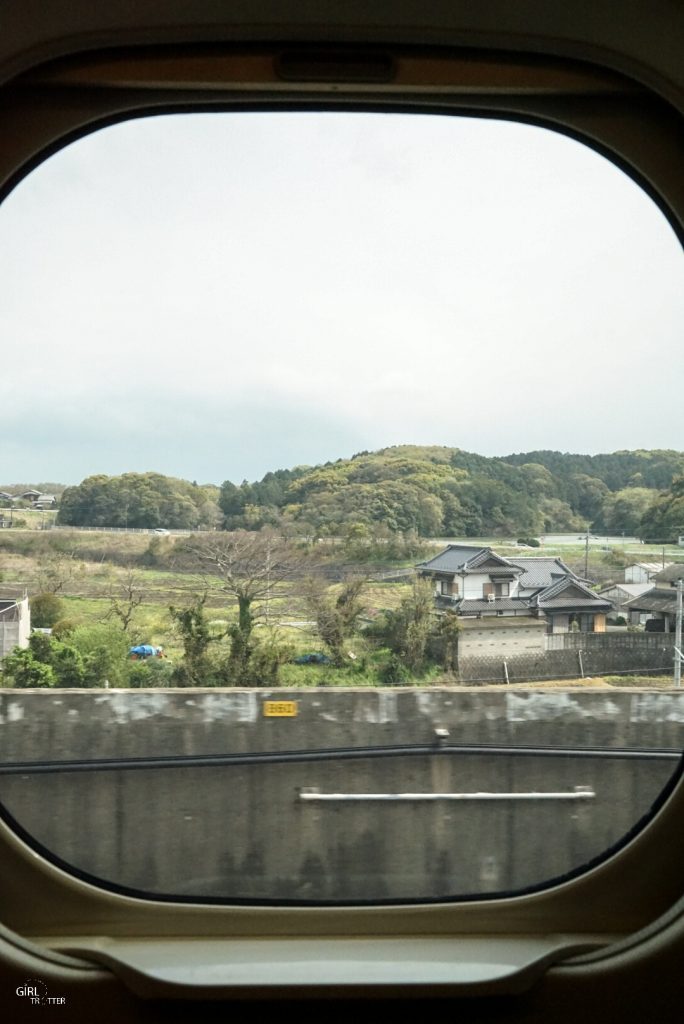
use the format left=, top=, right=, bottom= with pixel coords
left=1, top=529, right=681, bottom=687
left=0, top=509, right=58, bottom=530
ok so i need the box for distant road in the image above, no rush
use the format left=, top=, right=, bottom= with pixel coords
left=431, top=534, right=641, bottom=549
left=540, top=534, right=640, bottom=547
left=45, top=525, right=197, bottom=535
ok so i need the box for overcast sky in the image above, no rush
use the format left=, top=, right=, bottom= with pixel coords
left=1, top=111, right=682, bottom=486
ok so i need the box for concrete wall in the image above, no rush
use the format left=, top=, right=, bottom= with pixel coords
left=459, top=621, right=546, bottom=656
left=0, top=688, right=682, bottom=903
left=0, top=597, right=30, bottom=658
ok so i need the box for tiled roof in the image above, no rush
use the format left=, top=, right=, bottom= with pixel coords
left=508, top=557, right=575, bottom=590
left=625, top=587, right=679, bottom=614
left=417, top=545, right=522, bottom=575
left=416, top=545, right=489, bottom=572
left=533, top=575, right=612, bottom=611
left=598, top=582, right=652, bottom=598
left=475, top=566, right=519, bottom=577
left=654, top=563, right=684, bottom=584
left=465, top=548, right=514, bottom=570
left=538, top=597, right=612, bottom=609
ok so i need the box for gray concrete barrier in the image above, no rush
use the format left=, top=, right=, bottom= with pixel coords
left=1, top=688, right=682, bottom=902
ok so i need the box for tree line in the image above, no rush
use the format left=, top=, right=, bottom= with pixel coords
left=219, top=446, right=684, bottom=539
left=58, top=473, right=221, bottom=530
left=53, top=448, right=684, bottom=539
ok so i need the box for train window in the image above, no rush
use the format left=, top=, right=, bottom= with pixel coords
left=0, top=107, right=683, bottom=913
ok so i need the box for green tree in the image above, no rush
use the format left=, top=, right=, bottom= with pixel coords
left=51, top=642, right=86, bottom=687
left=383, top=579, right=435, bottom=674
left=567, top=474, right=610, bottom=523
left=640, top=476, right=684, bottom=540
left=69, top=623, right=131, bottom=687
left=191, top=528, right=308, bottom=684
left=170, top=593, right=225, bottom=685
left=2, top=632, right=86, bottom=688
left=1, top=647, right=55, bottom=687
left=436, top=610, right=460, bottom=673
left=303, top=576, right=366, bottom=665
left=29, top=592, right=66, bottom=628
left=539, top=497, right=585, bottom=532
left=600, top=487, right=658, bottom=534
left=58, top=472, right=220, bottom=529
left=238, top=627, right=294, bottom=686
left=217, top=446, right=684, bottom=542
left=218, top=479, right=247, bottom=524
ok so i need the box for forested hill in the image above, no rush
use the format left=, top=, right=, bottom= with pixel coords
left=219, top=446, right=684, bottom=538
left=53, top=449, right=684, bottom=536
left=499, top=450, right=684, bottom=491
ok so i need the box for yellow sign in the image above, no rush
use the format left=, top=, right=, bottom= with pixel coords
left=263, top=701, right=298, bottom=717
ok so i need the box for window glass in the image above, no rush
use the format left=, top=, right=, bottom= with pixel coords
left=0, top=112, right=682, bottom=903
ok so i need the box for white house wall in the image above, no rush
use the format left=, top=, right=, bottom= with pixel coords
left=462, top=573, right=520, bottom=600
left=459, top=624, right=546, bottom=655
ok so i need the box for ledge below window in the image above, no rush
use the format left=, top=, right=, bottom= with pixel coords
left=45, top=934, right=610, bottom=999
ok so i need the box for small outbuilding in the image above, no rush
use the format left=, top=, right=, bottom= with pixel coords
left=624, top=562, right=673, bottom=584
left=624, top=563, right=684, bottom=630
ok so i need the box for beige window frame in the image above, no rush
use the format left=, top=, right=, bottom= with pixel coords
left=0, top=16, right=683, bottom=1014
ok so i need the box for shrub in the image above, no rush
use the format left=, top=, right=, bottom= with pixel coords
left=381, top=580, right=434, bottom=673
left=69, top=623, right=131, bottom=687
left=239, top=629, right=295, bottom=687
left=51, top=642, right=86, bottom=687
left=29, top=592, right=66, bottom=628
left=379, top=654, right=412, bottom=685
left=140, top=536, right=172, bottom=567
left=436, top=611, right=460, bottom=672
left=51, top=618, right=77, bottom=638
left=128, top=661, right=154, bottom=688
left=1, top=649, right=55, bottom=688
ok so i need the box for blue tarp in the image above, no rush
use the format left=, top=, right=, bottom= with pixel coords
left=129, top=644, right=160, bottom=658
left=294, top=652, right=331, bottom=665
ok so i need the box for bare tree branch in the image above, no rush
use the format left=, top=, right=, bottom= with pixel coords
left=188, top=528, right=312, bottom=634
left=105, top=568, right=145, bottom=633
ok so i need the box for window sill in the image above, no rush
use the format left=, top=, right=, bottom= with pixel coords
left=47, top=934, right=609, bottom=999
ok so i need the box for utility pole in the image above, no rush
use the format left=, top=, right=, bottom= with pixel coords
left=584, top=532, right=589, bottom=579
left=674, top=578, right=683, bottom=689
left=265, top=541, right=272, bottom=623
